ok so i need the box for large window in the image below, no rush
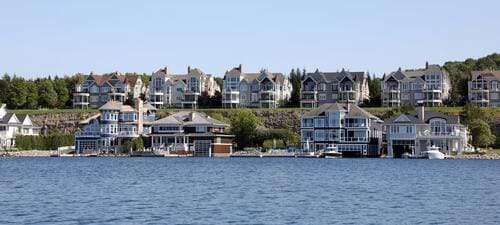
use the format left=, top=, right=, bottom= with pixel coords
left=189, top=77, right=200, bottom=92
left=430, top=119, right=446, bottom=135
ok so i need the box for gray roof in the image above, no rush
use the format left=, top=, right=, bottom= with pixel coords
left=99, top=101, right=123, bottom=110
left=152, top=111, right=229, bottom=127
left=471, top=70, right=500, bottom=81
left=305, top=69, right=366, bottom=83
left=304, top=103, right=380, bottom=120
left=0, top=113, right=18, bottom=124
left=385, top=110, right=460, bottom=124
left=384, top=64, right=445, bottom=82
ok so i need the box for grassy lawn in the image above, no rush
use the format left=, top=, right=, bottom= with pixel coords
left=11, top=109, right=98, bottom=114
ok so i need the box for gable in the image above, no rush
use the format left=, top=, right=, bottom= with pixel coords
left=22, top=115, right=33, bottom=126
left=394, top=115, right=412, bottom=123
left=8, top=114, right=20, bottom=124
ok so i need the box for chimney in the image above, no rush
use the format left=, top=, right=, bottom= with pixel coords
left=187, top=66, right=191, bottom=74
left=417, top=106, right=425, bottom=121
left=135, top=98, right=144, bottom=134
left=425, top=61, right=429, bottom=69
left=238, top=64, right=242, bottom=72
left=190, top=112, right=195, bottom=121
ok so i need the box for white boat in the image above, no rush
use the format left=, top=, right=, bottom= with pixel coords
left=423, top=146, right=445, bottom=159
left=322, top=144, right=342, bottom=158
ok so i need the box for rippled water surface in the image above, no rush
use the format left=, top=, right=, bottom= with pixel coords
left=1, top=158, right=499, bottom=224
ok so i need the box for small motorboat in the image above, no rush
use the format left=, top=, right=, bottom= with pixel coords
left=322, top=144, right=342, bottom=158
left=423, top=146, right=445, bottom=159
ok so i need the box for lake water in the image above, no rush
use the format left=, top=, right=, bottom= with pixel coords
left=0, top=158, right=499, bottom=225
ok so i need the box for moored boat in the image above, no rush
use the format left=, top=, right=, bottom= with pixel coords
left=322, top=144, right=342, bottom=158
left=422, top=146, right=445, bottom=159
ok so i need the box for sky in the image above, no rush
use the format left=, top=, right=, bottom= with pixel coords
left=1, top=0, right=499, bottom=78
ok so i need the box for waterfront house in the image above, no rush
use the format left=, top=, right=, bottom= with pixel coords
left=468, top=70, right=500, bottom=107
left=75, top=99, right=157, bottom=154
left=300, top=103, right=383, bottom=157
left=300, top=69, right=369, bottom=108
left=0, top=104, right=41, bottom=149
left=73, top=72, right=143, bottom=109
left=381, top=62, right=450, bottom=107
left=149, top=111, right=234, bottom=156
left=384, top=107, right=469, bottom=158
left=147, top=66, right=220, bottom=109
left=222, top=65, right=292, bottom=108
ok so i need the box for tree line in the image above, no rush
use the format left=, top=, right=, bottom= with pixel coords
left=0, top=74, right=80, bottom=109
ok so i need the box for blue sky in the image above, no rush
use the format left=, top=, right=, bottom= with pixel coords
left=1, top=0, right=499, bottom=78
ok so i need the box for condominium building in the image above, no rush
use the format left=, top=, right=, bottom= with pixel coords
left=75, top=99, right=157, bottom=154
left=222, top=65, right=291, bottom=108
left=148, top=66, right=220, bottom=109
left=300, top=103, right=383, bottom=157
left=384, top=107, right=469, bottom=158
left=0, top=104, right=41, bottom=149
left=382, top=63, right=450, bottom=107
left=300, top=69, right=369, bottom=108
left=149, top=111, right=234, bottom=157
left=468, top=70, right=500, bottom=107
left=73, top=72, right=143, bottom=109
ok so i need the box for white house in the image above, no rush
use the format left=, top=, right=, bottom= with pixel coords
left=0, top=104, right=41, bottom=149
left=384, top=107, right=469, bottom=158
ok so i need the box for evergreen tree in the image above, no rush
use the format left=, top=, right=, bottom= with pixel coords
left=8, top=76, right=28, bottom=108
left=38, top=79, right=58, bottom=108
left=54, top=78, right=70, bottom=108
left=288, top=69, right=301, bottom=107
left=0, top=74, right=10, bottom=104
left=25, top=80, right=39, bottom=109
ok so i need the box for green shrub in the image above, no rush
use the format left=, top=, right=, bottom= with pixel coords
left=15, top=134, right=74, bottom=150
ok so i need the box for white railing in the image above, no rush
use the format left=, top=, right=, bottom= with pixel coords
left=75, top=131, right=100, bottom=137
left=118, top=131, right=138, bottom=136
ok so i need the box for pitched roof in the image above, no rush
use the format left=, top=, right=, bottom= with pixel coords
left=303, top=103, right=380, bottom=121
left=305, top=69, right=366, bottom=83
left=152, top=111, right=229, bottom=127
left=384, top=64, right=445, bottom=82
left=0, top=113, right=19, bottom=124
left=385, top=110, right=460, bottom=124
left=471, top=70, right=500, bottom=81
left=99, top=101, right=123, bottom=110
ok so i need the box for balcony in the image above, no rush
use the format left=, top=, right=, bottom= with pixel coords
left=75, top=131, right=100, bottom=138
left=383, top=88, right=400, bottom=93
left=423, top=88, right=442, bottom=93
left=416, top=131, right=465, bottom=139
left=222, top=89, right=240, bottom=95
left=342, top=137, right=368, bottom=142
left=469, top=88, right=489, bottom=93
left=118, top=131, right=139, bottom=137
left=74, top=92, right=90, bottom=96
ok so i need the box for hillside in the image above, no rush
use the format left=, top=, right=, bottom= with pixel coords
left=14, top=107, right=500, bottom=135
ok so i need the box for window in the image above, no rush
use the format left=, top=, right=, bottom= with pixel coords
left=332, top=94, right=338, bottom=100
left=251, top=93, right=258, bottom=102
left=100, top=95, right=108, bottom=101
left=401, top=93, right=410, bottom=100
left=490, top=92, right=499, bottom=100
left=196, top=126, right=207, bottom=133
left=314, top=118, right=325, bottom=127
left=319, top=94, right=326, bottom=101
left=414, top=93, right=423, bottom=100
left=90, top=96, right=99, bottom=102
left=332, top=84, right=338, bottom=91
left=314, top=130, right=325, bottom=141
left=101, top=87, right=110, bottom=93
left=90, top=85, right=99, bottom=93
